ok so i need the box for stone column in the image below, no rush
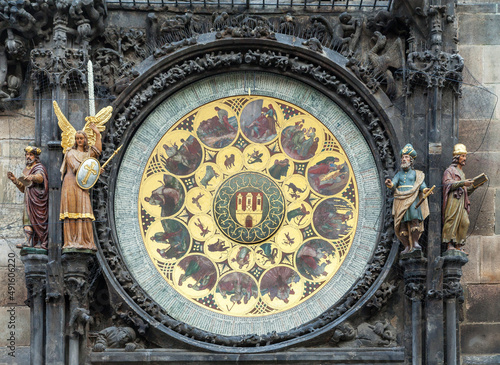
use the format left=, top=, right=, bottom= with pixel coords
left=62, top=251, right=95, bottom=365
left=21, top=253, right=48, bottom=365
left=400, top=256, right=427, bottom=365
left=442, top=252, right=468, bottom=365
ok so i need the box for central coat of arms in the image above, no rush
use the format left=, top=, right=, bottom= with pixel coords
left=234, top=191, right=264, bottom=227
left=214, top=172, right=285, bottom=243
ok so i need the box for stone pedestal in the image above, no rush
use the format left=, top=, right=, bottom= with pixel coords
left=443, top=250, right=468, bottom=365
left=21, top=253, right=48, bottom=365
left=400, top=254, right=427, bottom=365
left=62, top=250, right=95, bottom=365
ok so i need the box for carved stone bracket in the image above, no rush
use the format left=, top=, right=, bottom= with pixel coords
left=94, top=44, right=398, bottom=348
left=20, top=254, right=48, bottom=308
left=62, top=251, right=95, bottom=306
left=400, top=257, right=427, bottom=302
left=442, top=253, right=468, bottom=303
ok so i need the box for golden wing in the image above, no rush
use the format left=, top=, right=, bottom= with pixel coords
left=53, top=101, right=76, bottom=153
left=83, top=106, right=113, bottom=147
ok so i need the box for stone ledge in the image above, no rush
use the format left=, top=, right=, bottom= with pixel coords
left=0, top=346, right=30, bottom=364
left=90, top=348, right=405, bottom=364
left=463, top=354, right=500, bottom=365
left=457, top=4, right=498, bottom=14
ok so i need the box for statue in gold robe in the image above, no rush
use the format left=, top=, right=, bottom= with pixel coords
left=442, top=144, right=483, bottom=253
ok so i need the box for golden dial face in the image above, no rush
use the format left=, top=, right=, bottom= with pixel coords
left=138, top=95, right=358, bottom=317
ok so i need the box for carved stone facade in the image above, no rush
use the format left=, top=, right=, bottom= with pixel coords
left=0, top=1, right=499, bottom=364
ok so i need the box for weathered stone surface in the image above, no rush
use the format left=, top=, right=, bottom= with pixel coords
left=463, top=354, right=500, bottom=365
left=0, top=240, right=24, bottom=267
left=485, top=85, right=500, bottom=121
left=89, top=348, right=406, bottom=364
left=464, top=152, right=499, bottom=187
left=0, top=268, right=27, bottom=307
left=0, top=158, right=27, bottom=205
left=462, top=235, right=481, bottom=283
left=0, top=206, right=24, bottom=239
left=459, top=120, right=500, bottom=153
left=496, top=189, right=500, bottom=235
left=458, top=4, right=498, bottom=14
left=459, top=14, right=500, bottom=45
left=0, top=306, right=30, bottom=347
left=0, top=346, right=30, bottom=364
left=458, top=85, right=498, bottom=122
left=465, top=284, right=500, bottom=322
left=467, top=187, right=495, bottom=236
left=0, top=117, right=35, bottom=141
left=461, top=323, right=500, bottom=354
left=483, top=46, right=500, bottom=84
left=480, top=235, right=500, bottom=283
left=460, top=46, right=484, bottom=83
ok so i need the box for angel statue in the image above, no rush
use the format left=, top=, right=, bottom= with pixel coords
left=54, top=101, right=113, bottom=250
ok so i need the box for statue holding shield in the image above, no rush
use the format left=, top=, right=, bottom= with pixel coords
left=54, top=101, right=112, bottom=250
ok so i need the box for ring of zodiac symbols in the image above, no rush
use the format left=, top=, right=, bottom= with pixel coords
left=139, top=96, right=359, bottom=317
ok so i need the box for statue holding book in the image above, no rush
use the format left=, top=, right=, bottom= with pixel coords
left=7, top=146, right=49, bottom=250
left=442, top=143, right=488, bottom=253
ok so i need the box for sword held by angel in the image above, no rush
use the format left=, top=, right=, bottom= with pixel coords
left=54, top=100, right=118, bottom=250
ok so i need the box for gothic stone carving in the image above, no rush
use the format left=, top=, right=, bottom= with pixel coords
left=92, top=326, right=138, bottom=352
left=330, top=320, right=397, bottom=347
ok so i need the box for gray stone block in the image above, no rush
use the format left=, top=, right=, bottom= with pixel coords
left=458, top=85, right=498, bottom=122
left=483, top=46, right=500, bottom=84
left=0, top=118, right=34, bottom=144
left=496, top=188, right=500, bottom=235
left=467, top=187, right=495, bottom=237
left=462, top=235, right=481, bottom=283
left=0, top=240, right=23, bottom=268
left=458, top=4, right=498, bottom=14
left=480, top=235, right=500, bottom=283
left=0, top=346, right=30, bottom=364
left=463, top=355, right=500, bottom=365
left=0, top=306, right=30, bottom=347
left=464, top=152, right=500, bottom=188
left=0, top=268, right=27, bottom=307
left=459, top=120, right=500, bottom=153
left=461, top=323, right=500, bottom=354
left=0, top=206, right=23, bottom=240
left=459, top=14, right=500, bottom=45
left=460, top=45, right=484, bottom=82
left=465, top=284, right=500, bottom=322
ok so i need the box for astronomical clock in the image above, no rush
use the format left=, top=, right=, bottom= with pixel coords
left=104, top=70, right=390, bottom=349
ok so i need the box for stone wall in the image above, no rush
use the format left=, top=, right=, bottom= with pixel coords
left=0, top=108, right=35, bottom=363
left=458, top=2, right=500, bottom=364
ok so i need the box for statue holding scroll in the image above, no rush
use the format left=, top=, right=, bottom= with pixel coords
left=385, top=144, right=432, bottom=254
left=442, top=143, right=487, bottom=253
left=7, top=146, right=49, bottom=249
left=54, top=101, right=112, bottom=250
